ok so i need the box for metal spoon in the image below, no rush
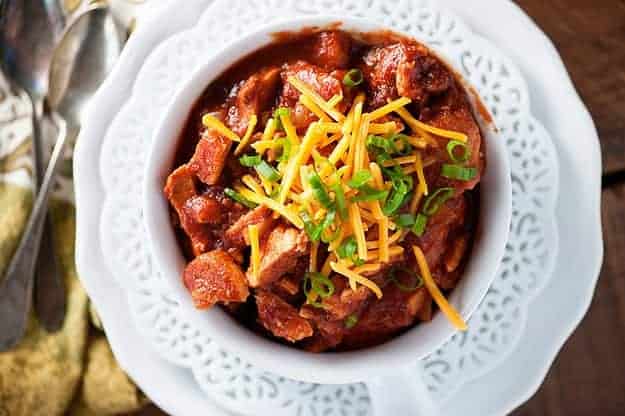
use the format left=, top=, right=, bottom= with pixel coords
left=0, top=3, right=123, bottom=350
left=0, top=0, right=67, bottom=332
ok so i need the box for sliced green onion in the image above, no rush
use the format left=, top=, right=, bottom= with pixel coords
left=304, top=272, right=335, bottom=301
left=382, top=179, right=408, bottom=215
left=224, top=188, right=257, bottom=209
left=331, top=183, right=348, bottom=220
left=273, top=107, right=290, bottom=130
left=308, top=171, right=334, bottom=208
left=367, top=134, right=397, bottom=154
left=391, top=134, right=413, bottom=156
left=311, top=273, right=335, bottom=298
left=337, top=236, right=358, bottom=259
left=422, top=187, right=454, bottom=216
left=395, top=213, right=416, bottom=228
left=350, top=185, right=389, bottom=202
left=300, top=211, right=322, bottom=242
left=318, top=210, right=337, bottom=242
left=301, top=210, right=336, bottom=242
left=412, top=213, right=428, bottom=236
left=353, top=257, right=365, bottom=266
left=446, top=140, right=471, bottom=163
left=390, top=266, right=423, bottom=292
left=337, top=236, right=365, bottom=266
left=302, top=275, right=323, bottom=308
left=276, top=138, right=292, bottom=162
left=255, top=160, right=281, bottom=181
left=344, top=314, right=359, bottom=329
left=347, top=170, right=373, bottom=188
left=239, top=154, right=261, bottom=167
left=343, top=69, right=363, bottom=87
left=441, top=164, right=477, bottom=181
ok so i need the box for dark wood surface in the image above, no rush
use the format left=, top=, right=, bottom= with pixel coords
left=131, top=1, right=625, bottom=415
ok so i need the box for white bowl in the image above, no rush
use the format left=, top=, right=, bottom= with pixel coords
left=143, top=15, right=511, bottom=414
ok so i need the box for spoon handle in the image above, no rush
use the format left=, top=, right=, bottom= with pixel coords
left=33, top=111, right=67, bottom=332
left=0, top=115, right=68, bottom=351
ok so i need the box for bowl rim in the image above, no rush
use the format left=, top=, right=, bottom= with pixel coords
left=143, top=14, right=511, bottom=384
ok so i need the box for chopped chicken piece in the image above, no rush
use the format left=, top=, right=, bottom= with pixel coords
left=183, top=249, right=249, bottom=309
left=183, top=194, right=223, bottom=225
left=311, top=31, right=352, bottom=69
left=227, top=67, right=281, bottom=136
left=247, top=225, right=309, bottom=288
left=256, top=290, right=313, bottom=342
left=359, top=42, right=452, bottom=109
left=189, top=129, right=232, bottom=185
left=164, top=165, right=211, bottom=255
left=279, top=61, right=347, bottom=131
left=225, top=205, right=275, bottom=248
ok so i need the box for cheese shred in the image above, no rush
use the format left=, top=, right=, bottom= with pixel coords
left=249, top=224, right=260, bottom=281
left=202, top=114, right=240, bottom=142
left=412, top=245, right=468, bottom=331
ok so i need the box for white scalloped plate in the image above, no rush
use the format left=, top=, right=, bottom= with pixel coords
left=74, top=0, right=603, bottom=415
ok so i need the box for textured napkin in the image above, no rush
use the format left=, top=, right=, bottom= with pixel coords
left=0, top=1, right=156, bottom=415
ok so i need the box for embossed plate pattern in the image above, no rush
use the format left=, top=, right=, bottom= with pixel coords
left=74, top=0, right=602, bottom=415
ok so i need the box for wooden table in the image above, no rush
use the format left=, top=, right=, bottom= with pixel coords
left=133, top=1, right=624, bottom=414
left=512, top=1, right=624, bottom=415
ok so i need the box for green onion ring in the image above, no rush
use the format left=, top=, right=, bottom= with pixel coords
left=389, top=266, right=424, bottom=292
left=446, top=140, right=471, bottom=163
left=343, top=69, right=363, bottom=87
left=412, top=213, right=428, bottom=237
left=238, top=154, right=261, bottom=167
left=441, top=164, right=477, bottom=181
left=422, top=187, right=454, bottom=216
left=255, top=160, right=281, bottom=182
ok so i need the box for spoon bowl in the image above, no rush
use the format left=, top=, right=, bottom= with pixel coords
left=48, top=6, right=122, bottom=125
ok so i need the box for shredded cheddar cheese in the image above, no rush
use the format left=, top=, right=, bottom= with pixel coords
left=395, top=106, right=468, bottom=142
left=249, top=224, right=260, bottom=281
left=217, top=75, right=473, bottom=331
left=330, top=261, right=383, bottom=298
left=202, top=114, right=240, bottom=142
left=234, top=114, right=258, bottom=155
left=287, top=76, right=345, bottom=122
left=413, top=246, right=468, bottom=331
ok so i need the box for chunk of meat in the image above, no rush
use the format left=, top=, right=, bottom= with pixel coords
left=340, top=284, right=421, bottom=349
left=226, top=67, right=281, bottom=136
left=189, top=130, right=232, bottom=185
left=404, top=194, right=469, bottom=289
left=164, top=165, right=212, bottom=255
left=311, top=31, right=352, bottom=69
left=421, top=84, right=483, bottom=191
left=297, top=276, right=372, bottom=352
left=279, top=61, right=347, bottom=131
left=164, top=165, right=196, bottom=213
left=183, top=194, right=223, bottom=225
left=359, top=42, right=452, bottom=109
left=183, top=249, right=249, bottom=309
left=300, top=276, right=371, bottom=321
left=247, top=225, right=309, bottom=287
left=256, top=290, right=313, bottom=342
left=273, top=274, right=301, bottom=296
left=224, top=205, right=275, bottom=248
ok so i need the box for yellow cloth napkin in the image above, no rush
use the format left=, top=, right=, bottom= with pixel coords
left=0, top=39, right=147, bottom=416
